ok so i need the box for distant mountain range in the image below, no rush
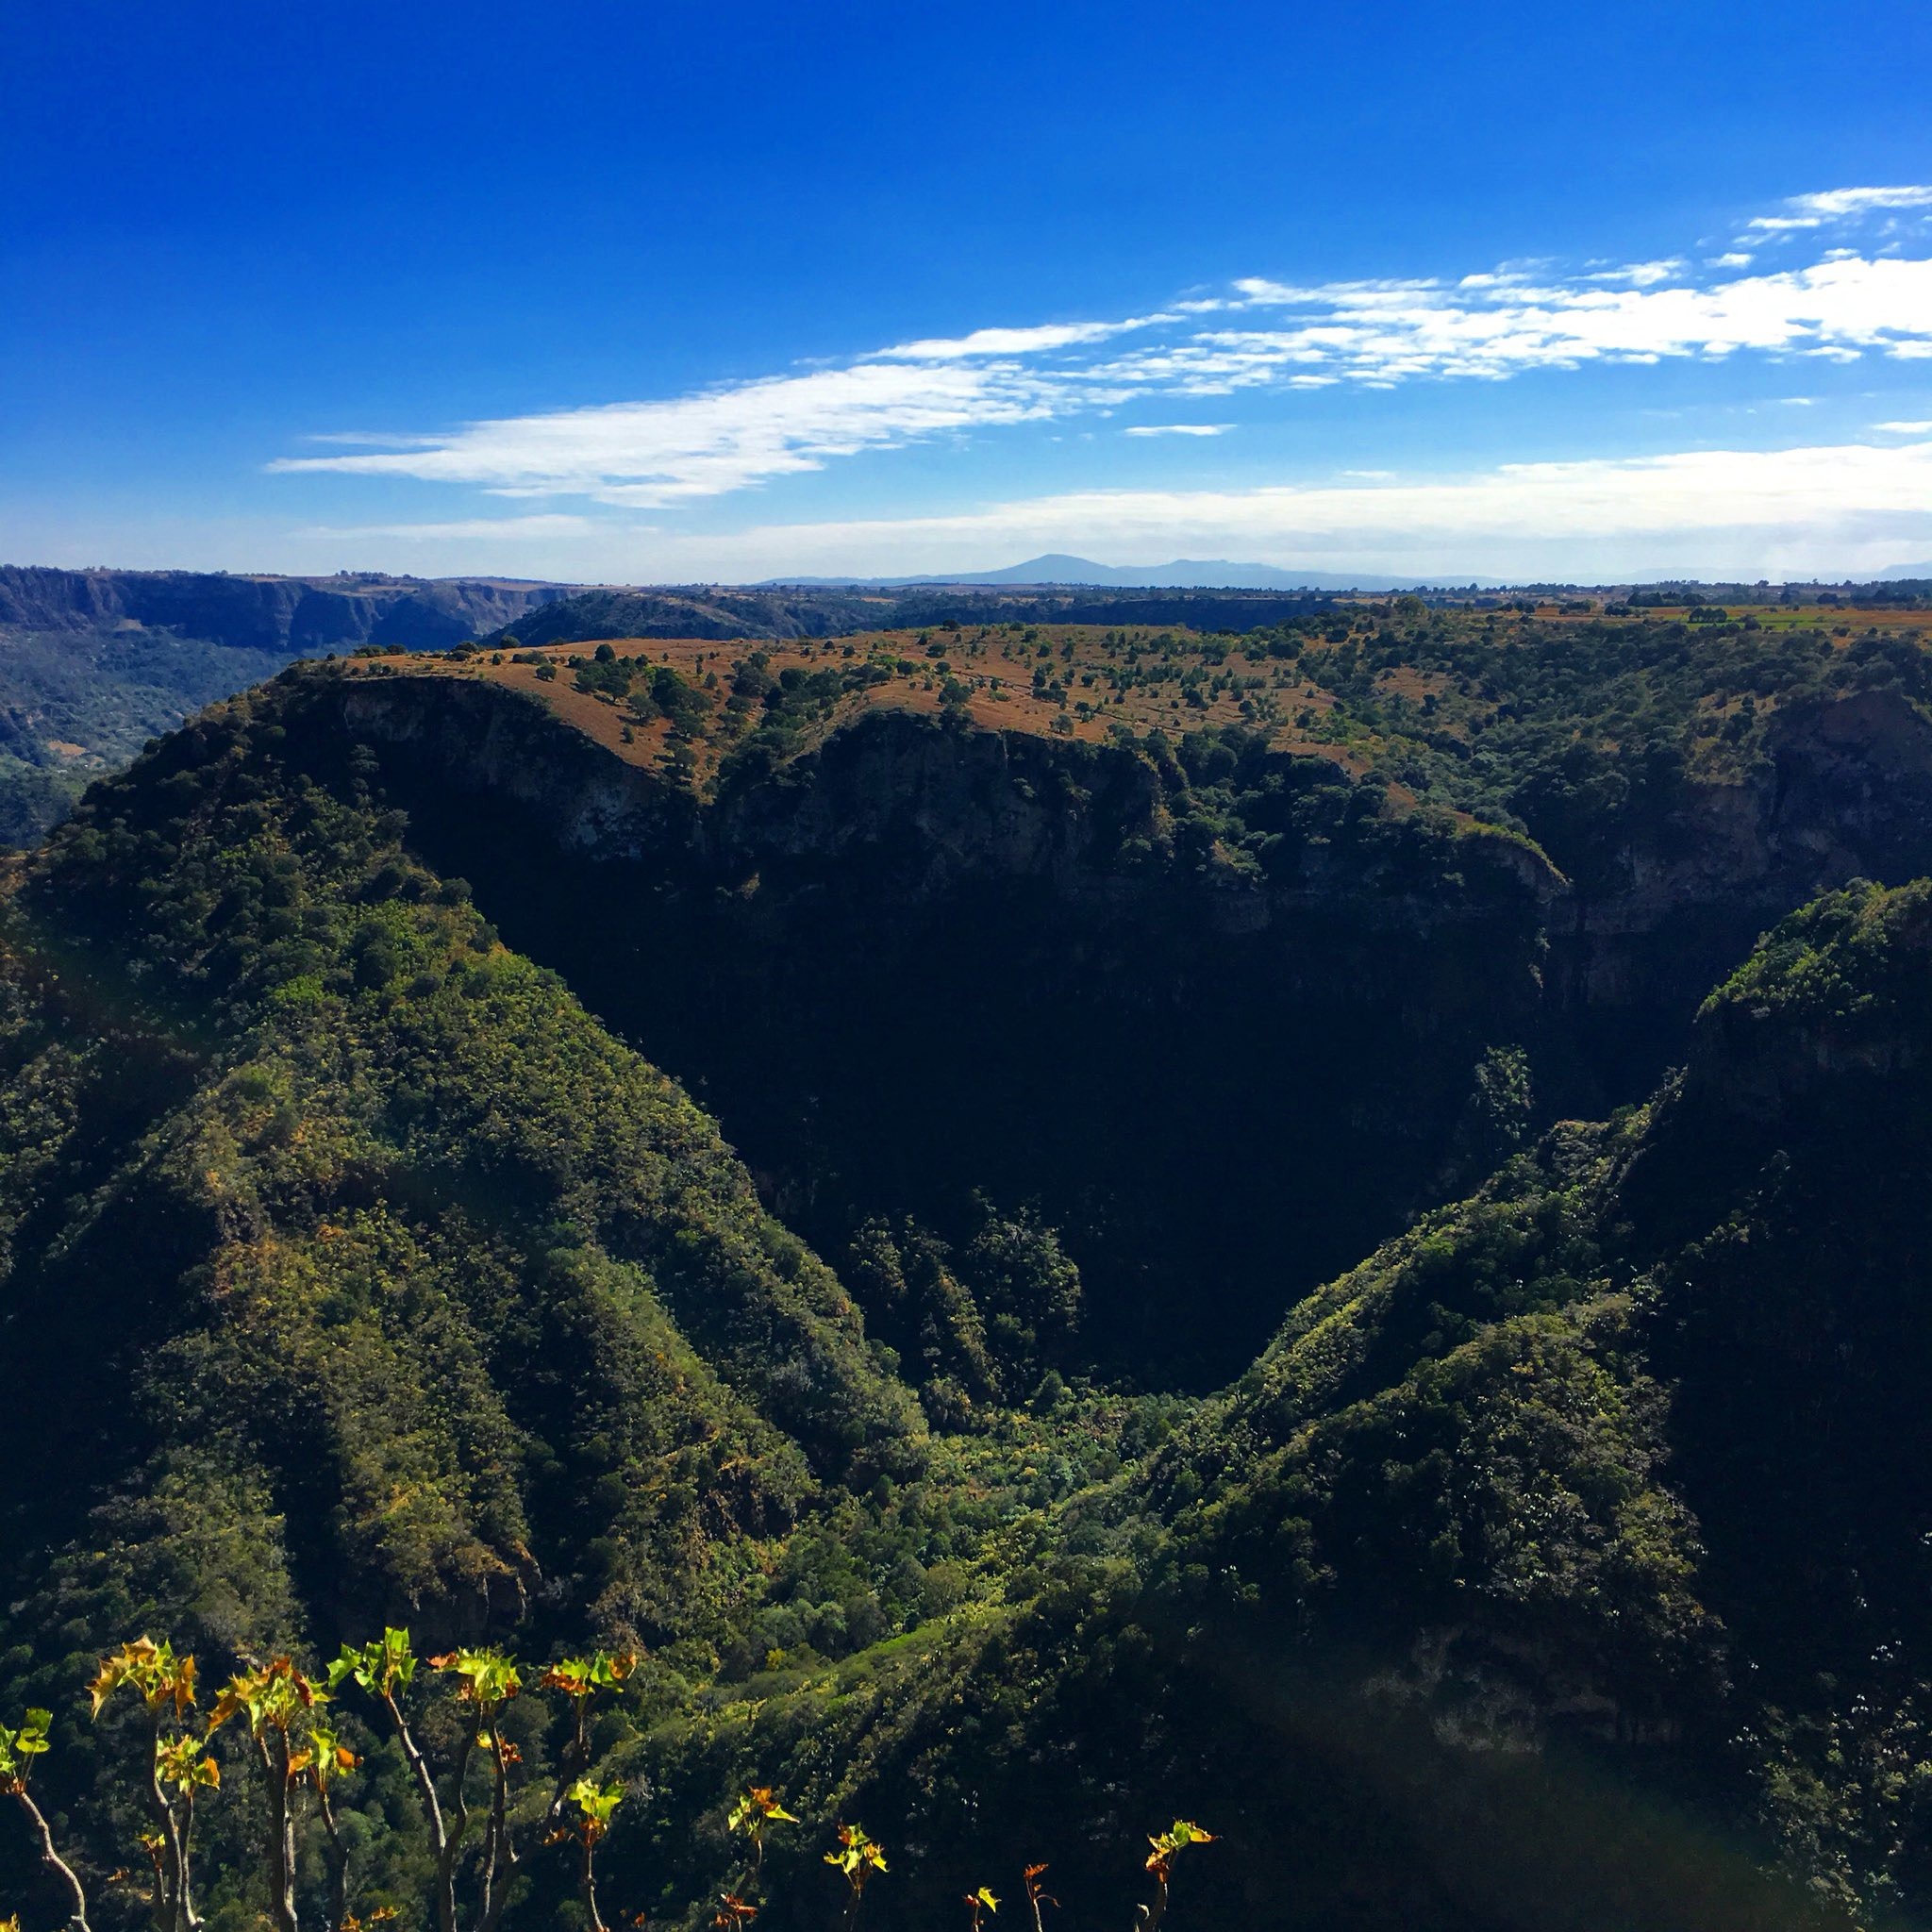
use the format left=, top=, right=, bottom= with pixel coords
left=758, top=555, right=1511, bottom=591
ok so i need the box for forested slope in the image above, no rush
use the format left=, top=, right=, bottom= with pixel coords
left=594, top=881, right=1932, bottom=1932
left=2, top=663, right=1931, bottom=1930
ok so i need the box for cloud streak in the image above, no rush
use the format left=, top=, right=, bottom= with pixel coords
left=1746, top=184, right=1932, bottom=230
left=274, top=191, right=1932, bottom=513
left=703, top=438, right=1932, bottom=549
left=273, top=360, right=1080, bottom=508
left=290, top=439, right=1932, bottom=584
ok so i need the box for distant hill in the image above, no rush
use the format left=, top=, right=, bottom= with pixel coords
left=0, top=568, right=593, bottom=842
left=760, top=554, right=1511, bottom=591
left=479, top=583, right=880, bottom=648
left=0, top=566, right=582, bottom=652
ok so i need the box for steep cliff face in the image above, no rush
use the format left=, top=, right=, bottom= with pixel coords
left=1540, top=687, right=1932, bottom=1081
left=0, top=567, right=580, bottom=651
left=333, top=669, right=1553, bottom=917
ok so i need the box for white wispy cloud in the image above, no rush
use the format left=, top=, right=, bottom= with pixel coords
left=1585, top=258, right=1685, bottom=285
left=1875, top=419, right=1932, bottom=433
left=1747, top=185, right=1932, bottom=231
left=874, top=318, right=1165, bottom=360
left=273, top=360, right=1076, bottom=508
left=1117, top=256, right=1932, bottom=391
left=273, top=192, right=1932, bottom=513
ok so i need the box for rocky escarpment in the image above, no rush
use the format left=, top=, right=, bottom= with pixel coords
left=324, top=666, right=1932, bottom=1057
left=335, top=668, right=1553, bottom=910
left=0, top=567, right=582, bottom=651
left=1543, top=686, right=1932, bottom=1085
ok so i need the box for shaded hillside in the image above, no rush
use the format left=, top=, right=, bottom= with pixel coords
left=608, top=882, right=1932, bottom=1932
left=1136, top=878, right=1932, bottom=1924
left=0, top=689, right=920, bottom=1607
left=262, top=660, right=1566, bottom=1384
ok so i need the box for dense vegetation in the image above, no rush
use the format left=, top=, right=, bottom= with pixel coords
left=1243, top=601, right=1932, bottom=881
left=4, top=613, right=1932, bottom=1928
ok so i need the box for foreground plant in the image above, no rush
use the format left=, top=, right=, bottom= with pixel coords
left=91, top=1639, right=215, bottom=1932
left=433, top=1647, right=526, bottom=1932
left=1021, top=1863, right=1056, bottom=1932
left=824, top=1822, right=887, bottom=1927
left=0, top=1706, right=91, bottom=1930
left=726, top=1785, right=797, bottom=1890
left=964, top=1883, right=999, bottom=1930
left=329, top=1628, right=474, bottom=1932
left=1138, top=1821, right=1214, bottom=1930
left=291, top=1715, right=361, bottom=1932
left=537, top=1650, right=637, bottom=1812
left=551, top=1777, right=625, bottom=1932
left=210, top=1657, right=322, bottom=1932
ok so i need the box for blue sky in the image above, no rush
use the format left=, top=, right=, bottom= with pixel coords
left=4, top=0, right=1931, bottom=584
